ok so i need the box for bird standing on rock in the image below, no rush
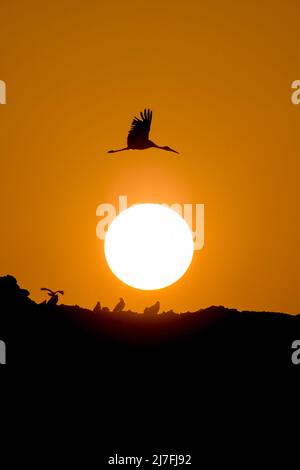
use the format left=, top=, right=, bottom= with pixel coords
left=108, top=109, right=179, bottom=154
left=144, top=301, right=160, bottom=315
left=113, top=297, right=126, bottom=313
left=41, top=287, right=64, bottom=306
left=93, top=301, right=101, bottom=314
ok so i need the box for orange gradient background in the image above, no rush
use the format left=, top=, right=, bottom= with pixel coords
left=0, top=0, right=299, bottom=313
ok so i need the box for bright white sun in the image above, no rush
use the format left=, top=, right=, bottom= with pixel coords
left=104, top=204, right=194, bottom=290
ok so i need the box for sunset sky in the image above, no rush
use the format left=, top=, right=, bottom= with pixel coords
left=1, top=0, right=299, bottom=313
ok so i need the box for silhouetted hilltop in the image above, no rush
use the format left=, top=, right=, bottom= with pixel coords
left=0, top=275, right=299, bottom=371
left=0, top=275, right=34, bottom=308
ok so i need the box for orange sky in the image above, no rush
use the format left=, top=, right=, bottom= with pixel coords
left=0, top=0, right=299, bottom=313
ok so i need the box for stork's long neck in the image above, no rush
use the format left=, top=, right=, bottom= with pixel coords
left=149, top=141, right=179, bottom=154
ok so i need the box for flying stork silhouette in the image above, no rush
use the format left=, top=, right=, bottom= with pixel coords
left=108, top=109, right=179, bottom=154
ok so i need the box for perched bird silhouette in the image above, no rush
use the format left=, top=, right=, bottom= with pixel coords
left=113, top=297, right=126, bottom=313
left=108, top=109, right=179, bottom=154
left=143, top=301, right=160, bottom=315
left=93, top=301, right=101, bottom=314
left=41, top=287, right=64, bottom=306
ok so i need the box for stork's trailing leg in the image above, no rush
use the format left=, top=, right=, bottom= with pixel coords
left=107, top=147, right=129, bottom=154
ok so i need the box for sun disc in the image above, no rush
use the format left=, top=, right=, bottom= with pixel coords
left=104, top=204, right=194, bottom=290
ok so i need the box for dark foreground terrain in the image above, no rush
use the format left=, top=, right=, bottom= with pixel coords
left=0, top=274, right=299, bottom=372
left=1, top=275, right=298, bottom=462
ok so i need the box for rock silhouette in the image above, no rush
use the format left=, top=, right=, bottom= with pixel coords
left=144, top=301, right=160, bottom=315
left=0, top=275, right=32, bottom=307
left=113, top=297, right=125, bottom=313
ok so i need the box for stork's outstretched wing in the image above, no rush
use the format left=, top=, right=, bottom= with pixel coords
left=41, top=288, right=53, bottom=294
left=127, top=108, right=152, bottom=147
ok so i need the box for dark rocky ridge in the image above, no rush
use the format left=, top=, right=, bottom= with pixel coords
left=0, top=274, right=299, bottom=372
